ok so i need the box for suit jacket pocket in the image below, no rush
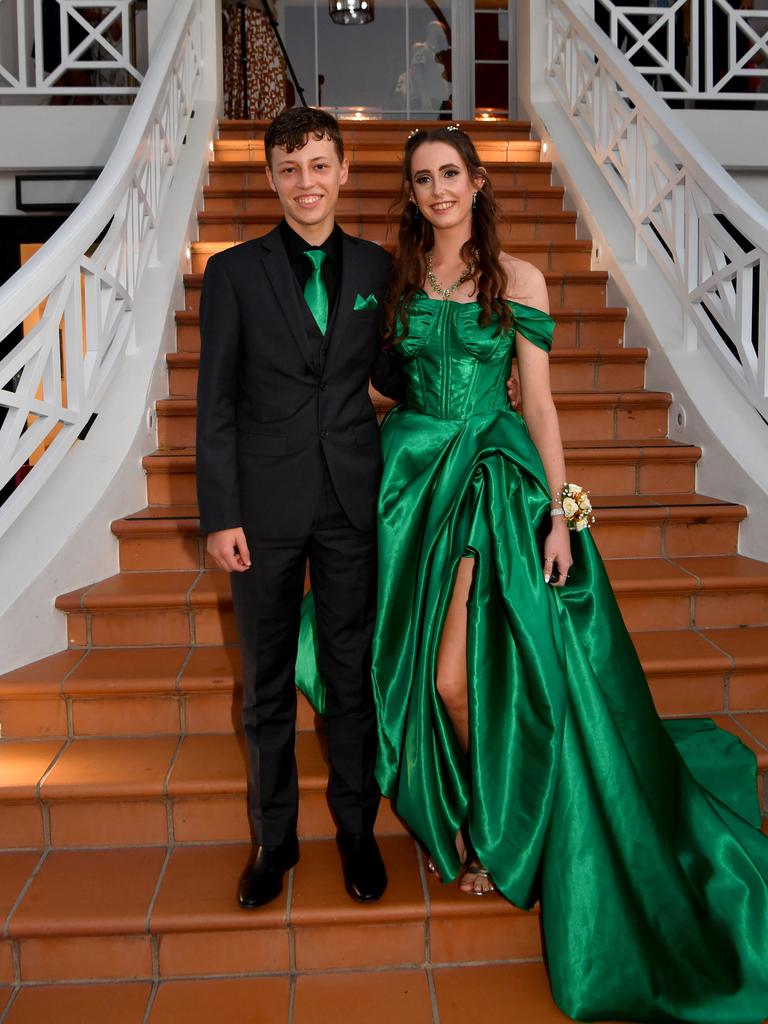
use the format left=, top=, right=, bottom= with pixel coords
left=237, top=432, right=288, bottom=456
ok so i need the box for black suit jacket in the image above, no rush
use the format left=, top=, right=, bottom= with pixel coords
left=196, top=225, right=405, bottom=538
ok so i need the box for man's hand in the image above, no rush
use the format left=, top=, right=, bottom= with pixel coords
left=506, top=368, right=521, bottom=411
left=207, top=528, right=252, bottom=573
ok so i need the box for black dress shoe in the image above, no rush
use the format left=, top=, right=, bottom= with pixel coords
left=336, top=831, right=387, bottom=902
left=238, top=836, right=299, bottom=909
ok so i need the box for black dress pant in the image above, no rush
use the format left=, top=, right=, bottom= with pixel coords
left=231, top=465, right=380, bottom=846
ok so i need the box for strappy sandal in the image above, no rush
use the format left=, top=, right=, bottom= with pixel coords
left=425, top=831, right=469, bottom=882
left=459, top=861, right=496, bottom=896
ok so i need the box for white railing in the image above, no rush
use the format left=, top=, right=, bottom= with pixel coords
left=547, top=0, right=768, bottom=420
left=594, top=0, right=768, bottom=103
left=0, top=0, right=146, bottom=97
left=0, top=0, right=203, bottom=537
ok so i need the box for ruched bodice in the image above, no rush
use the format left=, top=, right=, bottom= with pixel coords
left=397, top=295, right=554, bottom=420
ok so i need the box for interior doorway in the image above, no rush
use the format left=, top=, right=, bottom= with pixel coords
left=279, top=0, right=517, bottom=120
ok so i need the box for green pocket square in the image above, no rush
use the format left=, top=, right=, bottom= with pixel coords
left=353, top=293, right=379, bottom=311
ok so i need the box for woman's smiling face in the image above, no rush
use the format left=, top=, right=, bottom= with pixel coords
left=408, top=140, right=483, bottom=231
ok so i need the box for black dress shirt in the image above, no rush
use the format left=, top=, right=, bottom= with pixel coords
left=280, top=219, right=343, bottom=316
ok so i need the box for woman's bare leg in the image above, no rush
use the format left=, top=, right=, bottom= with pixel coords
left=434, top=557, right=494, bottom=894
left=435, top=557, right=474, bottom=750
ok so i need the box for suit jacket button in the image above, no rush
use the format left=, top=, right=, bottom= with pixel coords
left=321, top=430, right=328, bottom=440
left=320, top=383, right=328, bottom=391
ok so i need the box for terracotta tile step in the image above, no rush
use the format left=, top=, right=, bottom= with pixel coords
left=154, top=390, right=668, bottom=448
left=142, top=440, right=702, bottom=507
left=3, top=713, right=766, bottom=850
left=0, top=645, right=318, bottom=739
left=213, top=138, right=543, bottom=164
left=217, top=117, right=533, bottom=141
left=0, top=964, right=613, bottom=1024
left=105, top=493, right=742, bottom=573
left=0, top=732, right=407, bottom=847
left=173, top=307, right=628, bottom=354
left=50, top=552, right=768, bottom=649
left=167, top=347, right=646, bottom=398
left=166, top=346, right=647, bottom=398
left=196, top=210, right=578, bottom=244
left=1, top=836, right=548, bottom=987
left=190, top=238, right=593, bottom=274
left=4, top=621, right=763, bottom=740
left=207, top=159, right=554, bottom=191
left=180, top=269, right=609, bottom=313
left=202, top=184, right=568, bottom=217
left=169, top=350, right=651, bottom=401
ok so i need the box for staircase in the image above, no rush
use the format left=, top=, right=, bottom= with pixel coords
left=1, top=119, right=767, bottom=1023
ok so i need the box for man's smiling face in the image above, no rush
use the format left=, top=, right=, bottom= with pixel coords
left=265, top=135, right=349, bottom=239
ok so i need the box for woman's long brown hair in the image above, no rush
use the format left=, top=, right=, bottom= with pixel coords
left=383, top=126, right=513, bottom=344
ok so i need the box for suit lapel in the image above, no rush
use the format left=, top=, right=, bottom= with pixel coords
left=260, top=226, right=315, bottom=369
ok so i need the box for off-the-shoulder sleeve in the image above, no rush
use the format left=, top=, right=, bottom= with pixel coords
left=510, top=302, right=555, bottom=353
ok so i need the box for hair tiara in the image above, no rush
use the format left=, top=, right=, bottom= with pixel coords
left=407, top=122, right=463, bottom=143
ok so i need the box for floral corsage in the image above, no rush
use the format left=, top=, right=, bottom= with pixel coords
left=551, top=483, right=595, bottom=532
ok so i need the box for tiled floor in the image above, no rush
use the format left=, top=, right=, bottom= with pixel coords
left=0, top=965, right=632, bottom=1024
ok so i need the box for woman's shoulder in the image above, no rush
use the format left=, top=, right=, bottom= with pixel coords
left=500, top=254, right=549, bottom=315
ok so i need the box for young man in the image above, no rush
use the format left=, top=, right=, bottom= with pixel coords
left=196, top=108, right=405, bottom=908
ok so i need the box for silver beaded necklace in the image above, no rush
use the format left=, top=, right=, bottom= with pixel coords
left=425, top=250, right=477, bottom=300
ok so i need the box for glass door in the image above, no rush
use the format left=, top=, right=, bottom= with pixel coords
left=279, top=0, right=515, bottom=120
left=281, top=0, right=454, bottom=119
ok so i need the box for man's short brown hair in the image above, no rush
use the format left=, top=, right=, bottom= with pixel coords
left=265, top=107, right=344, bottom=167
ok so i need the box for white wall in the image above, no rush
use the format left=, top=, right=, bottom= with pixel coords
left=678, top=110, right=768, bottom=211
left=0, top=106, right=128, bottom=170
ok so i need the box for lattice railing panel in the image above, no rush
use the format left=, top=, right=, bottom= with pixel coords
left=594, top=0, right=768, bottom=102
left=0, top=0, right=203, bottom=536
left=548, top=0, right=768, bottom=418
left=0, top=0, right=145, bottom=96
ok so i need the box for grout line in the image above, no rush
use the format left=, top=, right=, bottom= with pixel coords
left=60, top=648, right=90, bottom=696
left=724, top=712, right=768, bottom=754
left=142, top=980, right=160, bottom=1024
left=693, top=626, right=737, bottom=713
left=174, top=645, right=195, bottom=730
left=415, top=839, right=441, bottom=1020
left=3, top=849, right=49, bottom=940
left=36, top=737, right=72, bottom=799
left=286, top=861, right=296, bottom=979
left=10, top=939, right=20, bottom=987
left=145, top=844, right=174, bottom=934
left=11, top=977, right=153, bottom=990
left=288, top=973, right=296, bottom=1024
left=162, top=735, right=186, bottom=843
left=0, top=986, right=19, bottom=1024
left=4, top=957, right=548, bottom=992
left=427, top=965, right=441, bottom=1024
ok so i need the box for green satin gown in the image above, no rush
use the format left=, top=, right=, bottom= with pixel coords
left=296, top=294, right=768, bottom=1023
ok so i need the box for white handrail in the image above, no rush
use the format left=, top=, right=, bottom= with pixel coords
left=0, top=0, right=203, bottom=538
left=547, top=0, right=768, bottom=419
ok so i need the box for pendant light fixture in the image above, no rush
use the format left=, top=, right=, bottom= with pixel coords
left=329, top=1, right=374, bottom=26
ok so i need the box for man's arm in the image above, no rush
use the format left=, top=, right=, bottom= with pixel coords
left=371, top=346, right=407, bottom=404
left=196, top=257, right=253, bottom=572
left=196, top=256, right=244, bottom=535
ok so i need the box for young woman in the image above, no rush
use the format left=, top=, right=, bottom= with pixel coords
left=299, top=126, right=768, bottom=1022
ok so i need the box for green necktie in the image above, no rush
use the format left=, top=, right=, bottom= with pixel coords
left=303, top=249, right=328, bottom=335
